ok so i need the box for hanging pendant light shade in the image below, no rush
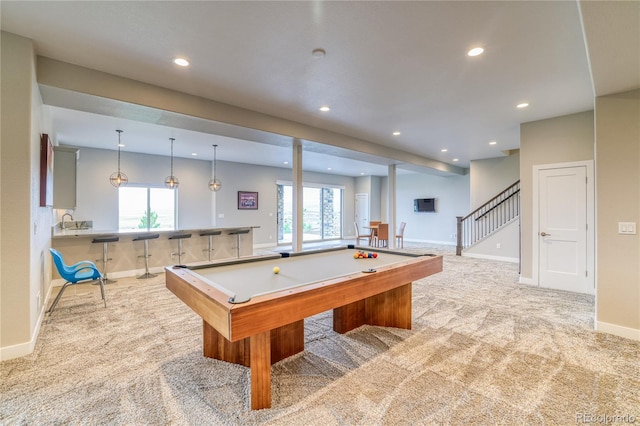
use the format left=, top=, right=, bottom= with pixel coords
left=164, top=138, right=179, bottom=189
left=109, top=129, right=128, bottom=187
left=208, top=144, right=222, bottom=191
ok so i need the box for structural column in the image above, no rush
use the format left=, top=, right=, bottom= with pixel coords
left=387, top=164, right=397, bottom=249
left=292, top=139, right=303, bottom=252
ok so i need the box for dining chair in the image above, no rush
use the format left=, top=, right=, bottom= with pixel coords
left=396, top=222, right=407, bottom=248
left=48, top=248, right=106, bottom=314
left=354, top=222, right=371, bottom=245
left=375, top=223, right=389, bottom=247
left=369, top=221, right=381, bottom=246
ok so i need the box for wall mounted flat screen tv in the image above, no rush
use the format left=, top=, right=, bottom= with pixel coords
left=414, top=198, right=436, bottom=212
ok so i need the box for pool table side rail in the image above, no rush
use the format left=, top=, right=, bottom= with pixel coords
left=187, top=253, right=282, bottom=270
left=166, top=266, right=235, bottom=340
left=281, top=245, right=436, bottom=258
left=228, top=254, right=443, bottom=341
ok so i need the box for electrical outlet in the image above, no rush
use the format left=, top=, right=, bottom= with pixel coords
left=496, top=243, right=501, bottom=249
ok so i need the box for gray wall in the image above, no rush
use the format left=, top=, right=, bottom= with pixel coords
left=354, top=175, right=382, bottom=224
left=470, top=152, right=520, bottom=209
left=69, top=146, right=357, bottom=246
left=213, top=160, right=357, bottom=244
left=465, top=152, right=521, bottom=260
left=395, top=172, right=470, bottom=244
left=71, top=147, right=213, bottom=230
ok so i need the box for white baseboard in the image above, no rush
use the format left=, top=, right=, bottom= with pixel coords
left=596, top=321, right=640, bottom=341
left=253, top=242, right=278, bottom=249
left=462, top=252, right=519, bottom=263
left=405, top=238, right=456, bottom=246
left=50, top=266, right=167, bottom=287
left=519, top=276, right=534, bottom=285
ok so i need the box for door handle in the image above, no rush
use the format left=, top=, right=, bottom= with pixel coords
left=540, top=232, right=551, bottom=237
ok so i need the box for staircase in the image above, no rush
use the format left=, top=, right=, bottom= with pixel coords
left=456, top=180, right=520, bottom=256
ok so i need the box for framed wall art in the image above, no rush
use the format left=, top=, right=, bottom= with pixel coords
left=238, top=191, right=258, bottom=210
left=39, top=133, right=54, bottom=207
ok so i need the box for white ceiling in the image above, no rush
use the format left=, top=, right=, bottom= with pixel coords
left=2, top=1, right=638, bottom=177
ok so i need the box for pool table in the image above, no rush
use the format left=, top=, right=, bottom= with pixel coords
left=165, top=245, right=443, bottom=410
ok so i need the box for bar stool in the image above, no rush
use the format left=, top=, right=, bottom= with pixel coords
left=133, top=233, right=159, bottom=279
left=169, top=233, right=191, bottom=265
left=91, top=235, right=119, bottom=283
left=228, top=228, right=250, bottom=258
left=200, top=230, right=222, bottom=261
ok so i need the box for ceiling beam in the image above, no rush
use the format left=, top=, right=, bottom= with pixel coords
left=37, top=56, right=466, bottom=176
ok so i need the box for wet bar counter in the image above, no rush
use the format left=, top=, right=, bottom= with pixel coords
left=51, top=226, right=257, bottom=280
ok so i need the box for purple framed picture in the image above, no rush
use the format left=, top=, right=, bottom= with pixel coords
left=238, top=191, right=258, bottom=210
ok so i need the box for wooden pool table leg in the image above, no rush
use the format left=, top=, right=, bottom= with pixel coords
left=333, top=283, right=412, bottom=333
left=203, top=320, right=250, bottom=366
left=270, top=319, right=305, bottom=363
left=250, top=330, right=271, bottom=410
left=365, top=283, right=412, bottom=329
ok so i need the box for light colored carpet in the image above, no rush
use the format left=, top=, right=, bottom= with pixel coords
left=1, top=246, right=638, bottom=425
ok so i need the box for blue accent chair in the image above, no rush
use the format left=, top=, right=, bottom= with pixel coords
left=48, top=248, right=106, bottom=314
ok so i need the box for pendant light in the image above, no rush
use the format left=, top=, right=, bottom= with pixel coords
left=109, top=129, right=128, bottom=187
left=208, top=144, right=222, bottom=191
left=164, top=137, right=179, bottom=189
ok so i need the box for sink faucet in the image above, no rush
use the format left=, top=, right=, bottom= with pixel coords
left=61, top=213, right=74, bottom=227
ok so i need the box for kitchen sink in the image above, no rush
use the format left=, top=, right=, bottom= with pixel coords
left=62, top=221, right=92, bottom=230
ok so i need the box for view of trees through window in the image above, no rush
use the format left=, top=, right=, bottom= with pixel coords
left=278, top=184, right=343, bottom=243
left=118, top=186, right=176, bottom=230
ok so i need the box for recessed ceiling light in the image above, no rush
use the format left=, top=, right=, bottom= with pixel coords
left=283, top=161, right=289, bottom=165
left=441, top=148, right=448, bottom=152
left=173, top=57, right=190, bottom=67
left=327, top=167, right=332, bottom=171
left=517, top=102, right=529, bottom=109
left=467, top=47, right=484, bottom=57
left=392, top=131, right=401, bottom=136
left=452, top=158, right=459, bottom=162
left=489, top=141, right=497, bottom=145
left=118, top=144, right=125, bottom=147
left=360, top=172, right=365, bottom=175
left=319, top=106, right=330, bottom=112
left=191, top=153, right=198, bottom=156
left=312, top=48, right=326, bottom=58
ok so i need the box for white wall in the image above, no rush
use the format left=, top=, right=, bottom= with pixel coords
left=396, top=172, right=470, bottom=244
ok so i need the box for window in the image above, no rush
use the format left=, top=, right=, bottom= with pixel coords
left=277, top=183, right=343, bottom=243
left=119, top=186, right=176, bottom=230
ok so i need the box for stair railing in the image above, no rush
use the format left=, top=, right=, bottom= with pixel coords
left=456, top=180, right=520, bottom=255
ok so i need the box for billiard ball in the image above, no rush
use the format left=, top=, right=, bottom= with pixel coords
left=273, top=266, right=280, bottom=274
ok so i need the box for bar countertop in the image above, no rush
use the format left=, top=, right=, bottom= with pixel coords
left=52, top=225, right=257, bottom=239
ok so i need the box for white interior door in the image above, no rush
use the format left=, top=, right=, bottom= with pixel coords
left=537, top=165, right=591, bottom=294
left=355, top=193, right=369, bottom=234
